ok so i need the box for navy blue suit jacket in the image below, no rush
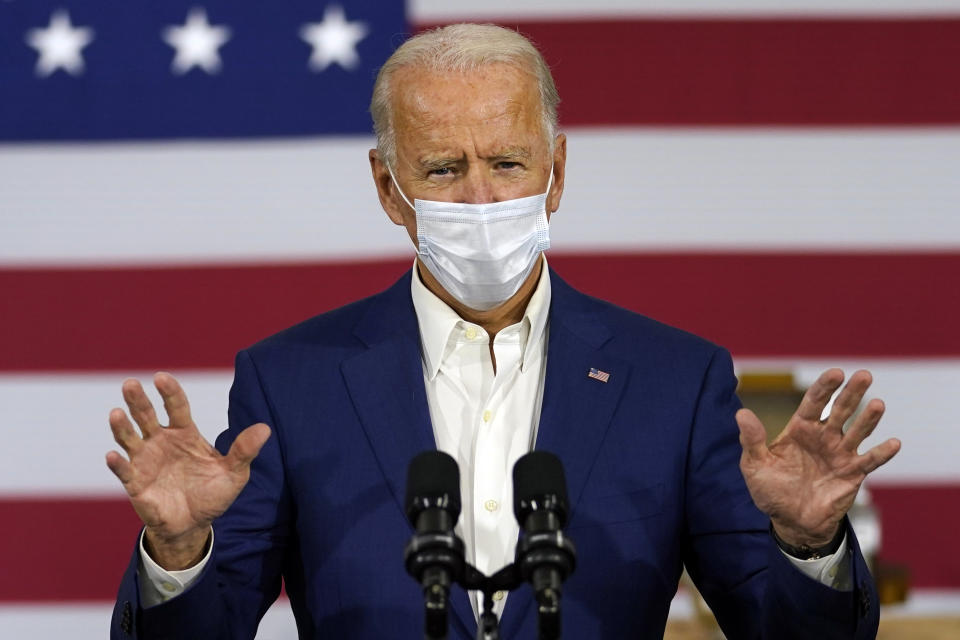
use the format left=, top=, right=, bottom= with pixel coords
left=112, top=269, right=878, bottom=639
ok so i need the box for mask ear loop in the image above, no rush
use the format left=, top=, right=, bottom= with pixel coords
left=543, top=164, right=555, bottom=198
left=388, top=164, right=430, bottom=258
left=386, top=164, right=416, bottom=211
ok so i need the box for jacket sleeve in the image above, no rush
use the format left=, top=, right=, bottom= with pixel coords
left=681, top=347, right=878, bottom=639
left=110, top=349, right=294, bottom=640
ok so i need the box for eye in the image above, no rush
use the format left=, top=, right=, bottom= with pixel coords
left=428, top=167, right=452, bottom=177
left=497, top=161, right=521, bottom=170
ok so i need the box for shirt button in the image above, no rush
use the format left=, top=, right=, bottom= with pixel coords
left=484, top=499, right=499, bottom=512
left=161, top=581, right=177, bottom=593
left=465, top=327, right=478, bottom=340
left=493, top=590, right=506, bottom=602
left=482, top=410, right=492, bottom=422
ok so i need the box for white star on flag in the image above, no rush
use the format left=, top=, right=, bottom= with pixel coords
left=299, top=5, right=368, bottom=72
left=25, top=10, right=95, bottom=78
left=162, top=8, right=232, bottom=75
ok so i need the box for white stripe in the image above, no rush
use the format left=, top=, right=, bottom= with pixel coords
left=410, top=0, right=960, bottom=20
left=1, top=589, right=956, bottom=637
left=881, top=589, right=960, bottom=617
left=734, top=358, right=960, bottom=485
left=0, top=601, right=297, bottom=639
left=0, top=359, right=956, bottom=494
left=0, top=135, right=409, bottom=266
left=560, top=128, right=960, bottom=253
left=0, top=372, right=232, bottom=495
left=2, top=129, right=959, bottom=266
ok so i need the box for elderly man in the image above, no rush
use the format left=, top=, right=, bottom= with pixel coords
left=107, top=24, right=899, bottom=639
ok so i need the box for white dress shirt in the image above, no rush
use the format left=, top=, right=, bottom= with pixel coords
left=139, top=257, right=850, bottom=613
left=411, top=257, right=551, bottom=618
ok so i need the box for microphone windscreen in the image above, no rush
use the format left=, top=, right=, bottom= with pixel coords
left=405, top=450, right=461, bottom=519
left=513, top=451, right=568, bottom=517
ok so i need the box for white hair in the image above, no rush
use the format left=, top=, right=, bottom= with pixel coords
left=370, top=23, right=560, bottom=167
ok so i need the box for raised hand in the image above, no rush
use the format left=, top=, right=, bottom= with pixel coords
left=736, top=369, right=901, bottom=548
left=105, top=372, right=271, bottom=569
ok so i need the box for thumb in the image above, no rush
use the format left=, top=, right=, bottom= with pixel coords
left=226, top=423, right=271, bottom=472
left=736, top=408, right=768, bottom=461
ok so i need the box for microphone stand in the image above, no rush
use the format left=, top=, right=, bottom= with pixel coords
left=404, top=450, right=576, bottom=639
left=476, top=594, right=500, bottom=640
left=406, top=518, right=575, bottom=640
left=460, top=563, right=522, bottom=640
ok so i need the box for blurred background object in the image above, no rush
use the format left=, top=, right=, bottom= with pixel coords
left=1, top=0, right=959, bottom=637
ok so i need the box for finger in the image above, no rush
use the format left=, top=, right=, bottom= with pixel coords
left=825, top=369, right=873, bottom=432
left=857, top=437, right=901, bottom=474
left=154, top=372, right=194, bottom=429
left=225, top=423, right=272, bottom=473
left=105, top=450, right=135, bottom=485
left=794, top=368, right=845, bottom=422
left=736, top=408, right=769, bottom=462
left=122, top=378, right=162, bottom=437
left=109, top=407, right=143, bottom=454
left=841, top=398, right=885, bottom=451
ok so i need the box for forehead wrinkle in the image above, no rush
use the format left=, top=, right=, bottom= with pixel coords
left=391, top=64, right=547, bottom=167
left=404, top=73, right=530, bottom=128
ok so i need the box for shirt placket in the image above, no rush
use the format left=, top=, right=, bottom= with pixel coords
left=472, top=328, right=523, bottom=615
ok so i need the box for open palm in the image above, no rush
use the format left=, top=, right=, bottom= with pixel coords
left=106, top=372, right=270, bottom=567
left=737, top=369, right=900, bottom=547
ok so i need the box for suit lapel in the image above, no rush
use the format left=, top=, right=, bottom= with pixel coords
left=499, top=273, right=632, bottom=639
left=341, top=270, right=630, bottom=639
left=340, top=272, right=477, bottom=638
left=341, top=334, right=435, bottom=515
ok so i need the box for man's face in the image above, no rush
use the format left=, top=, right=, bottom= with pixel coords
left=370, top=62, right=566, bottom=248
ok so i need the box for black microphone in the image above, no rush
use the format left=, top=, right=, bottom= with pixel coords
left=404, top=451, right=466, bottom=640
left=513, top=451, right=577, bottom=640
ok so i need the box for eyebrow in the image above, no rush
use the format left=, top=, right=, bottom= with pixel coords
left=418, top=155, right=463, bottom=171
left=418, top=147, right=532, bottom=169
left=488, top=147, right=531, bottom=161
left=415, top=147, right=533, bottom=170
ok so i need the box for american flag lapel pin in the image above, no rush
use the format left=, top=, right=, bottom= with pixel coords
left=587, top=367, right=610, bottom=383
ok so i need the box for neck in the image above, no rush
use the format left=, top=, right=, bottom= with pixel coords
left=416, top=255, right=544, bottom=338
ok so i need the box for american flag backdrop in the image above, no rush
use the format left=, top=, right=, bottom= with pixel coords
left=2, top=0, right=959, bottom=636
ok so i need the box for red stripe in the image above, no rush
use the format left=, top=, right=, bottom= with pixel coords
left=0, top=484, right=955, bottom=602
left=0, top=497, right=143, bottom=602
left=555, top=251, right=960, bottom=359
left=870, top=484, right=960, bottom=589
left=416, top=18, right=960, bottom=125
left=0, top=259, right=411, bottom=372
left=1, top=252, right=958, bottom=371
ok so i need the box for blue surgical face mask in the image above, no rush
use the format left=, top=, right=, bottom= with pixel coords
left=389, top=166, right=553, bottom=311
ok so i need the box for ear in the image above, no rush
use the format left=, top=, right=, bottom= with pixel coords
left=369, top=149, right=406, bottom=225
left=546, top=133, right=567, bottom=217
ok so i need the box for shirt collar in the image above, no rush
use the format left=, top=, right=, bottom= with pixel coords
left=410, top=255, right=552, bottom=380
